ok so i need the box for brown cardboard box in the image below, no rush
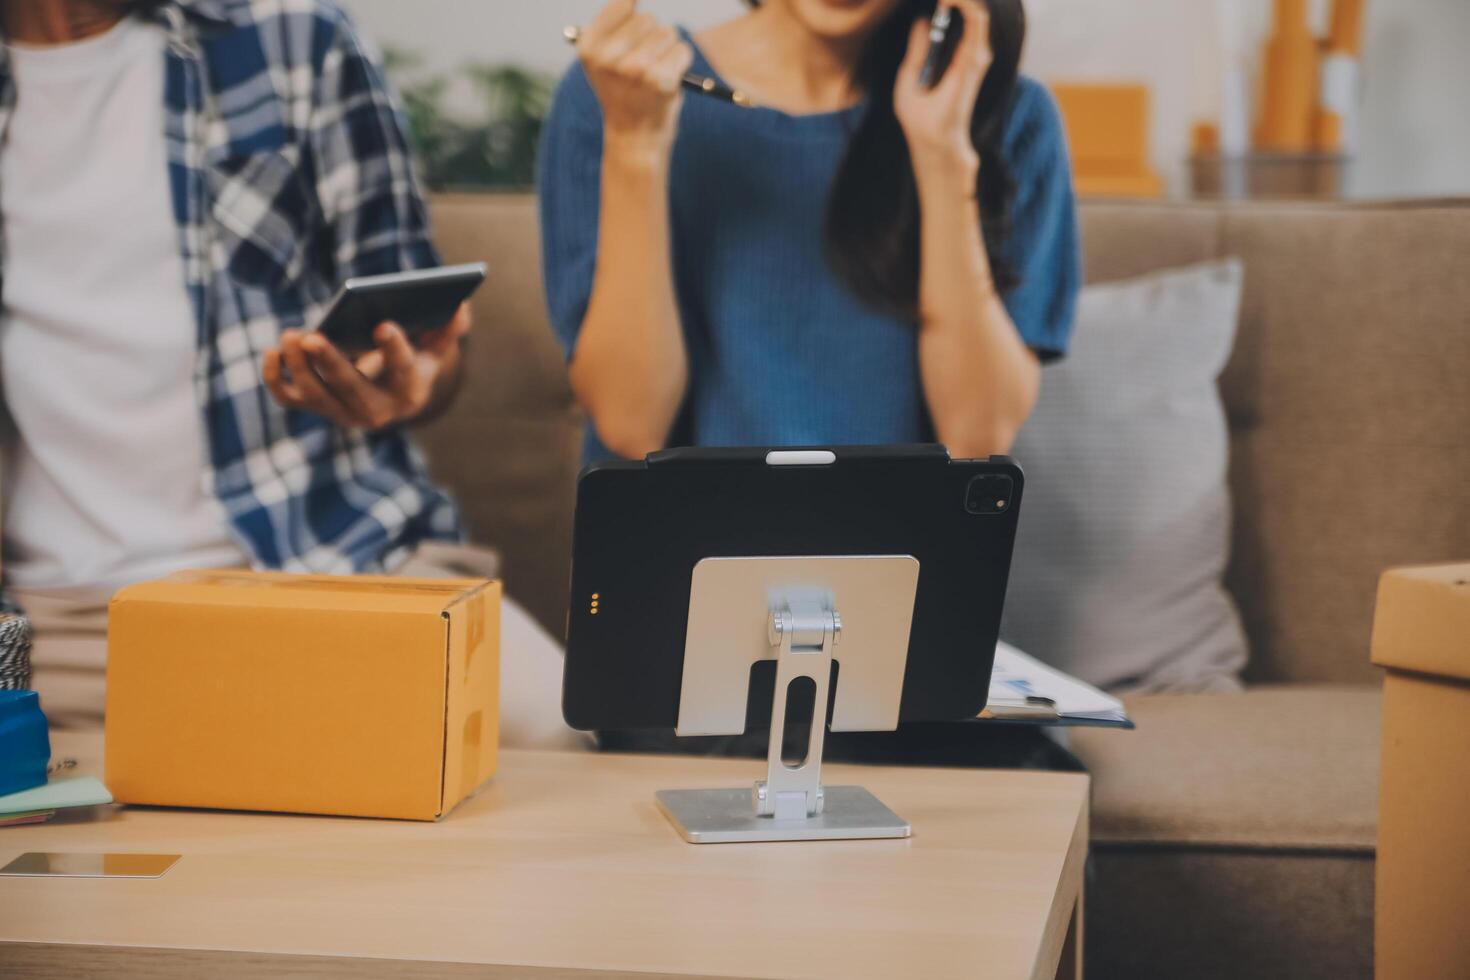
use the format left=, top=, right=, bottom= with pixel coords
left=105, top=570, right=499, bottom=821
left=1370, top=564, right=1470, bottom=980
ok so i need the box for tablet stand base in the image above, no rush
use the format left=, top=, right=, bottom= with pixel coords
left=659, top=573, right=915, bottom=844
left=656, top=786, right=909, bottom=844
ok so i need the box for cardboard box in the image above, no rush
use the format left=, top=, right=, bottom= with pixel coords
left=1370, top=563, right=1470, bottom=980
left=106, top=570, right=499, bottom=821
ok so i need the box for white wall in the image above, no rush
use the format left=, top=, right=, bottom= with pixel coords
left=344, top=0, right=733, bottom=75
left=342, top=0, right=1470, bottom=198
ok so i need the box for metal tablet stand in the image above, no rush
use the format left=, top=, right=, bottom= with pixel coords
left=655, top=556, right=920, bottom=844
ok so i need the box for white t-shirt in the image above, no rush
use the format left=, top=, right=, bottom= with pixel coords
left=0, top=17, right=247, bottom=592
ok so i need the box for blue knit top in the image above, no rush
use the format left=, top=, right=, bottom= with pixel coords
left=538, top=33, right=1081, bottom=462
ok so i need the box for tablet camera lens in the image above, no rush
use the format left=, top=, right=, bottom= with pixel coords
left=965, top=474, right=1013, bottom=515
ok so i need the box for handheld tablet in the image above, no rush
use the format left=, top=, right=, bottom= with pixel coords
left=562, top=445, right=1024, bottom=732
left=312, top=263, right=486, bottom=354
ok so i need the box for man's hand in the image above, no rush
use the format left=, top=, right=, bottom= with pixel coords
left=263, top=302, right=472, bottom=431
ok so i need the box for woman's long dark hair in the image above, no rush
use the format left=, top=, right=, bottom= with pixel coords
left=747, top=0, right=1026, bottom=321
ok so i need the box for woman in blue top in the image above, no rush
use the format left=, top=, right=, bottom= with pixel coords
left=540, top=0, right=1080, bottom=464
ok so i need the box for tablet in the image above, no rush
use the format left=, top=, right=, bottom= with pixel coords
left=562, top=445, right=1024, bottom=732
left=312, top=263, right=486, bottom=354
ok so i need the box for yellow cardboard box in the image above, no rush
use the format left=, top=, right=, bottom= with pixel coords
left=1370, top=563, right=1470, bottom=980
left=105, top=570, right=499, bottom=821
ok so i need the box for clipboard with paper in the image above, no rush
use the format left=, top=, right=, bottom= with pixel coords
left=981, top=641, right=1135, bottom=729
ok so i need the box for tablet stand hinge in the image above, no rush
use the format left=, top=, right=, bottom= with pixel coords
left=755, top=597, right=840, bottom=819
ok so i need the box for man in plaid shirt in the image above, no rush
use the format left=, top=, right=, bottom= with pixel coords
left=0, top=0, right=571, bottom=743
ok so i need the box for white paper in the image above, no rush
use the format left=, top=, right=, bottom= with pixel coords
left=986, top=641, right=1128, bottom=723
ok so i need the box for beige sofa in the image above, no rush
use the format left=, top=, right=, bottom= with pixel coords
left=422, top=193, right=1470, bottom=980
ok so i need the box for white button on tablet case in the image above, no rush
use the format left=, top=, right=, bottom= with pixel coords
left=764, top=450, right=836, bottom=466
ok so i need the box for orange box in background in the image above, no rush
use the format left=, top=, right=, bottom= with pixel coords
left=1050, top=83, right=1164, bottom=198
left=105, top=571, right=500, bottom=821
left=1370, top=564, right=1470, bottom=979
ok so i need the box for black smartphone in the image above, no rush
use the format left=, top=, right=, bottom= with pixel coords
left=312, top=262, right=486, bottom=355
left=919, top=5, right=964, bottom=88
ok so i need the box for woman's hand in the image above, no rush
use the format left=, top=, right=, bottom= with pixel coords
left=263, top=303, right=472, bottom=431
left=894, top=0, right=992, bottom=187
left=578, top=0, right=694, bottom=158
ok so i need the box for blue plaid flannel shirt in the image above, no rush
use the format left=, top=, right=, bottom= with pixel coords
left=0, top=0, right=461, bottom=574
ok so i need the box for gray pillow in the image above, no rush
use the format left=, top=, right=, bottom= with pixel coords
left=1001, top=259, right=1249, bottom=693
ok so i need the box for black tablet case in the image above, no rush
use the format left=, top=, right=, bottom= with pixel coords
left=562, top=445, right=1024, bottom=733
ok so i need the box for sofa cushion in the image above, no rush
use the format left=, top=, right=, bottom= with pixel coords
left=1071, top=685, right=1380, bottom=850
left=1002, top=260, right=1249, bottom=691
left=1078, top=199, right=1470, bottom=687
left=1215, top=202, right=1470, bottom=685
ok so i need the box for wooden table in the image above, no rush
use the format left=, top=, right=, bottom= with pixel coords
left=0, top=733, right=1087, bottom=979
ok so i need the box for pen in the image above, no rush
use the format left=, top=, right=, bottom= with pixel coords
left=918, top=5, right=954, bottom=89
left=562, top=25, right=755, bottom=108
